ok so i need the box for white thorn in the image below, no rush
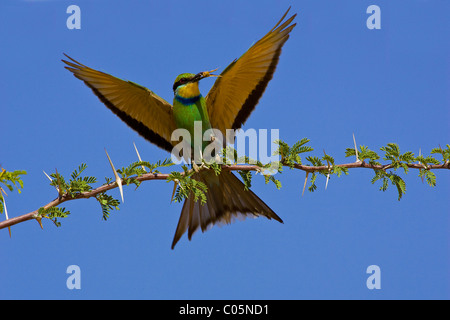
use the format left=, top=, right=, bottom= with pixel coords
left=43, top=170, right=52, bottom=182
left=171, top=180, right=178, bottom=203
left=353, top=133, right=359, bottom=162
left=175, top=179, right=184, bottom=192
left=105, top=149, right=124, bottom=203
left=418, top=148, right=425, bottom=183
left=418, top=148, right=423, bottom=166
left=302, top=172, right=309, bottom=197
left=43, top=170, right=59, bottom=193
left=192, top=162, right=200, bottom=173
left=1, top=191, right=11, bottom=237
left=133, top=142, right=146, bottom=172
left=3, top=197, right=8, bottom=220
left=324, top=149, right=331, bottom=190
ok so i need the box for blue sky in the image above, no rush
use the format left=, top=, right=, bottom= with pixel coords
left=1, top=0, right=449, bottom=299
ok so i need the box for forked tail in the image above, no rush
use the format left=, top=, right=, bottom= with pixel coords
left=171, top=169, right=283, bottom=249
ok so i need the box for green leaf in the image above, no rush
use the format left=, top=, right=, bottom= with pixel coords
left=425, top=171, right=436, bottom=187
left=0, top=168, right=27, bottom=194
left=0, top=168, right=27, bottom=214
left=264, top=174, right=282, bottom=190
left=308, top=173, right=317, bottom=192
left=37, top=206, right=71, bottom=227
left=71, top=163, right=87, bottom=180
left=431, top=144, right=450, bottom=163
left=238, top=170, right=253, bottom=190
left=275, top=138, right=313, bottom=168
left=333, top=166, right=349, bottom=177
left=167, top=168, right=208, bottom=205
left=371, top=169, right=406, bottom=200
left=96, top=193, right=120, bottom=221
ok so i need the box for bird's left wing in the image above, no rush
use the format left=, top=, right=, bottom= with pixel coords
left=62, top=54, right=176, bottom=152
left=205, top=8, right=296, bottom=137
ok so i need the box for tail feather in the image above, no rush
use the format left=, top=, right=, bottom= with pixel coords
left=171, top=169, right=282, bottom=249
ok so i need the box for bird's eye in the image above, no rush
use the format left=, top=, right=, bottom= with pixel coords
left=173, top=78, right=191, bottom=92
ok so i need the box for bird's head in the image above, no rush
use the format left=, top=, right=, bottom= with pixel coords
left=172, top=69, right=219, bottom=94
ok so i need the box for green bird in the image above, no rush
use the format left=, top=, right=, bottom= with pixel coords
left=62, top=8, right=296, bottom=248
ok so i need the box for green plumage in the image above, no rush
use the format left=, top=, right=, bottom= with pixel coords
left=172, top=74, right=212, bottom=152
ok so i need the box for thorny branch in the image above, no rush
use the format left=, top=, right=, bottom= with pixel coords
left=0, top=159, right=448, bottom=231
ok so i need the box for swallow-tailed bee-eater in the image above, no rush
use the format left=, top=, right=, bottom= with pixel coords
left=62, top=8, right=296, bottom=248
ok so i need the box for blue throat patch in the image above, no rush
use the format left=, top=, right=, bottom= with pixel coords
left=175, top=94, right=201, bottom=105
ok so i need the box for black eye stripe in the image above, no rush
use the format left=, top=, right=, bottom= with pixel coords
left=173, top=78, right=191, bottom=91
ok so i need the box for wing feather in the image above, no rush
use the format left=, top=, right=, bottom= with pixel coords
left=205, top=8, right=296, bottom=137
left=62, top=54, right=176, bottom=152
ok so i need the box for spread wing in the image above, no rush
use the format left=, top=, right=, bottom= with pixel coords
left=205, top=8, right=296, bottom=137
left=62, top=54, right=176, bottom=152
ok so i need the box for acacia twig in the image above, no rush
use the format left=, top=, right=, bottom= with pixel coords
left=0, top=159, right=448, bottom=232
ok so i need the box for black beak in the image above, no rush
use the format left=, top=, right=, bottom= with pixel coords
left=191, top=72, right=205, bottom=83
left=191, top=68, right=220, bottom=82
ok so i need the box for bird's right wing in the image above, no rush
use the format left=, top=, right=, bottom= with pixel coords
left=62, top=54, right=177, bottom=152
